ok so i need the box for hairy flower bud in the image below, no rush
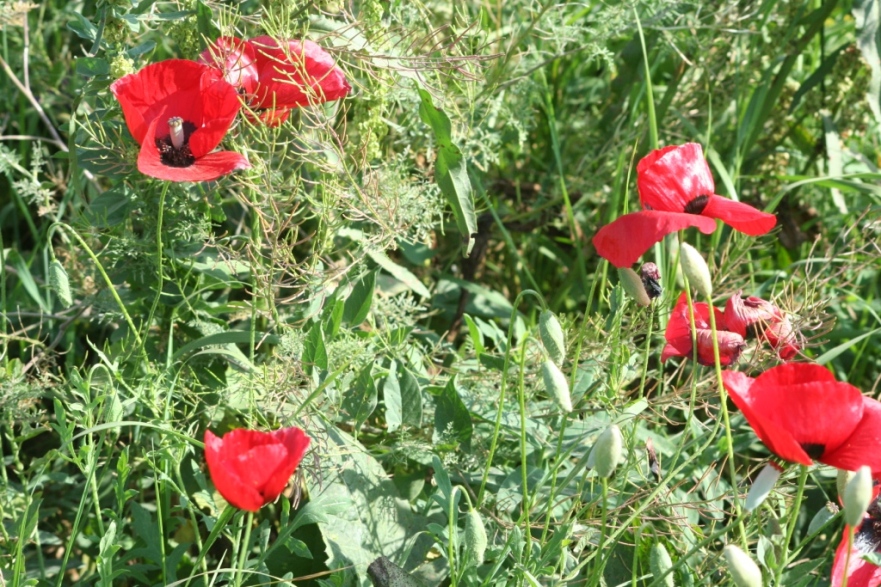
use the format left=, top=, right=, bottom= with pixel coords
left=679, top=242, right=713, bottom=298
left=541, top=358, right=572, bottom=413
left=49, top=260, right=72, bottom=308
left=618, top=268, right=651, bottom=306
left=464, top=507, right=488, bottom=565
left=722, top=545, right=762, bottom=587
left=844, top=466, right=873, bottom=527
left=745, top=463, right=781, bottom=512
left=539, top=310, right=566, bottom=366
left=649, top=542, right=675, bottom=587
left=591, top=425, right=624, bottom=478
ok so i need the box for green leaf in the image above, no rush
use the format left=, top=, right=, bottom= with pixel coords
left=343, top=270, right=376, bottom=326
left=313, top=420, right=431, bottom=585
left=399, top=366, right=423, bottom=428
left=67, top=13, right=98, bottom=41
left=815, top=327, right=881, bottom=365
left=86, top=186, right=132, bottom=227
left=75, top=57, right=109, bottom=77
left=417, top=88, right=477, bottom=257
left=302, top=322, right=328, bottom=375
left=855, top=0, right=881, bottom=123
left=194, top=0, right=220, bottom=47
left=432, top=377, right=472, bottom=451
left=384, top=360, right=403, bottom=433
left=342, top=364, right=377, bottom=431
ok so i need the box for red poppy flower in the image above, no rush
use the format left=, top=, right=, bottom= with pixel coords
left=721, top=363, right=881, bottom=473
left=201, top=36, right=350, bottom=126
left=831, top=491, right=881, bottom=587
left=661, top=292, right=745, bottom=366
left=111, top=59, right=249, bottom=181
left=724, top=291, right=801, bottom=359
left=592, top=143, right=777, bottom=268
left=204, top=426, right=310, bottom=512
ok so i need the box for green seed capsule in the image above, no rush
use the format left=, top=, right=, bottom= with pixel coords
left=650, top=542, right=675, bottom=587
left=722, top=545, right=762, bottom=587
left=541, top=358, right=572, bottom=413
left=464, top=507, right=488, bottom=566
left=49, top=260, right=73, bottom=308
left=539, top=310, right=566, bottom=366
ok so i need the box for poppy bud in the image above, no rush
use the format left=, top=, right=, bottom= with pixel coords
left=464, top=507, right=488, bottom=565
left=650, top=542, right=675, bottom=587
left=678, top=243, right=713, bottom=298
left=844, top=466, right=873, bottom=527
left=539, top=310, right=566, bottom=366
left=541, top=358, right=572, bottom=413
left=49, top=259, right=72, bottom=308
left=722, top=544, right=762, bottom=587
left=745, top=463, right=781, bottom=512
left=591, top=425, right=624, bottom=478
left=618, top=268, right=652, bottom=306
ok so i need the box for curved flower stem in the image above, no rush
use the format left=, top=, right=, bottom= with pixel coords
left=540, top=415, right=569, bottom=544
left=776, top=465, right=809, bottom=586
left=234, top=511, right=254, bottom=587
left=476, top=289, right=544, bottom=509
left=144, top=182, right=171, bottom=361
left=706, top=300, right=747, bottom=548
left=637, top=304, right=655, bottom=400
left=515, top=335, right=532, bottom=562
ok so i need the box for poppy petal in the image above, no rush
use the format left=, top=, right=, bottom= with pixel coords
left=592, top=210, right=717, bottom=268
left=199, top=36, right=259, bottom=95
left=187, top=77, right=244, bottom=158
left=831, top=516, right=881, bottom=587
left=136, top=116, right=249, bottom=182
left=721, top=369, right=813, bottom=466
left=701, top=196, right=776, bottom=235
left=637, top=143, right=715, bottom=212
left=112, top=60, right=218, bottom=145
left=260, top=427, right=310, bottom=502
left=823, top=398, right=881, bottom=474
left=204, top=430, right=266, bottom=511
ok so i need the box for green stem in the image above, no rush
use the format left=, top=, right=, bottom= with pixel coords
left=776, top=465, right=809, bottom=586
left=234, top=511, right=254, bottom=587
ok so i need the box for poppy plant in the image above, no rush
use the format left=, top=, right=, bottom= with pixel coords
left=200, top=36, right=351, bottom=126
left=204, top=426, right=310, bottom=512
left=661, top=292, right=746, bottom=366
left=592, top=143, right=777, bottom=268
left=111, top=59, right=249, bottom=182
left=724, top=291, right=801, bottom=359
left=831, top=492, right=881, bottom=587
left=721, top=363, right=881, bottom=473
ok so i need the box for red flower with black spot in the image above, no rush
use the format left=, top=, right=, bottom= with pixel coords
left=592, top=143, right=777, bottom=268
left=201, top=36, right=350, bottom=126
left=721, top=363, right=881, bottom=473
left=661, top=292, right=745, bottom=366
left=204, top=426, right=310, bottom=512
left=724, top=291, right=801, bottom=360
left=831, top=488, right=881, bottom=587
left=111, top=59, right=249, bottom=182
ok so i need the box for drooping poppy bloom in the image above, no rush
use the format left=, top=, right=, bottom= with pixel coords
left=204, top=426, right=310, bottom=512
left=831, top=490, right=881, bottom=587
left=724, top=291, right=801, bottom=359
left=111, top=59, right=249, bottom=181
left=200, top=36, right=350, bottom=126
left=592, top=143, right=777, bottom=268
left=661, top=292, right=746, bottom=366
left=721, top=363, right=881, bottom=473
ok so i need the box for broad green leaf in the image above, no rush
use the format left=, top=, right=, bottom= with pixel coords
left=194, top=0, right=219, bottom=47
left=432, top=377, right=472, bottom=451
left=302, top=322, right=328, bottom=375
left=417, top=88, right=477, bottom=257
left=384, top=360, right=403, bottom=433
left=343, top=270, right=376, bottom=326
left=855, top=0, right=881, bottom=123
left=313, top=419, right=431, bottom=585
left=398, top=366, right=423, bottom=428
left=342, top=363, right=377, bottom=431
left=86, top=186, right=132, bottom=227
left=76, top=57, right=109, bottom=77
left=816, top=327, right=881, bottom=365
left=367, top=249, right=431, bottom=298
left=822, top=113, right=848, bottom=214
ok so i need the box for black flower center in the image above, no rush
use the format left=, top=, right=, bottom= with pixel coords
left=684, top=194, right=710, bottom=214
left=801, top=443, right=825, bottom=460
left=156, top=119, right=197, bottom=168
left=855, top=500, right=881, bottom=554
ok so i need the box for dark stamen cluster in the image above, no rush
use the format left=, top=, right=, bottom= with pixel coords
left=156, top=120, right=197, bottom=168
left=684, top=194, right=710, bottom=214
left=802, top=443, right=825, bottom=460
left=855, top=500, right=881, bottom=554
